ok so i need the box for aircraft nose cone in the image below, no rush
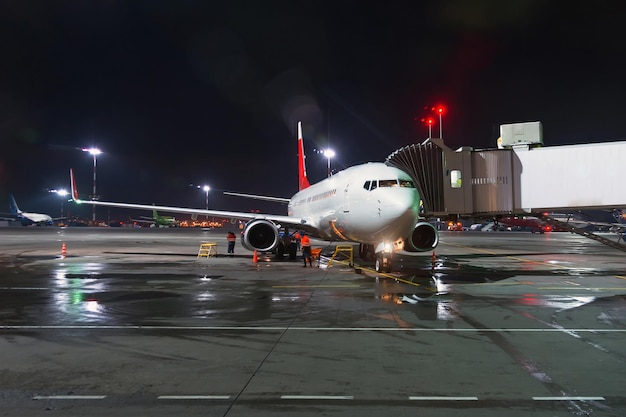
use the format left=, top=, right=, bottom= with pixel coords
left=383, top=190, right=419, bottom=217
left=381, top=189, right=420, bottom=236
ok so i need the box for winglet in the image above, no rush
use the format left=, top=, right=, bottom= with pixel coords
left=70, top=168, right=80, bottom=202
left=297, top=121, right=311, bottom=191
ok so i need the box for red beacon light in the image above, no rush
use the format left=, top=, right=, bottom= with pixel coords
left=432, top=104, right=446, bottom=138
left=420, top=117, right=435, bottom=138
left=421, top=117, right=435, bottom=126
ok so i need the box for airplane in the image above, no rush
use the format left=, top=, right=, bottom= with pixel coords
left=131, top=208, right=179, bottom=227
left=69, top=121, right=439, bottom=272
left=0, top=194, right=63, bottom=226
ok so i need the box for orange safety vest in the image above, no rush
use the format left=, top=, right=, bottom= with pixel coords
left=301, top=235, right=311, bottom=247
left=227, top=233, right=236, bottom=242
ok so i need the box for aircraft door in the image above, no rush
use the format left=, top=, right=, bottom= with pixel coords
left=343, top=183, right=350, bottom=213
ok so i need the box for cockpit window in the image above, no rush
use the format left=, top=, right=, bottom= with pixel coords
left=379, top=179, right=398, bottom=187
left=364, top=179, right=415, bottom=191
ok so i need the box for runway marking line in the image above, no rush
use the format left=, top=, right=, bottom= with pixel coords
left=272, top=284, right=360, bottom=288
left=537, top=287, right=626, bottom=290
left=281, top=395, right=353, bottom=400
left=409, top=396, right=478, bottom=400
left=533, top=397, right=605, bottom=401
left=5, top=325, right=625, bottom=332
left=33, top=395, right=106, bottom=400
left=158, top=395, right=230, bottom=400
left=29, top=394, right=611, bottom=402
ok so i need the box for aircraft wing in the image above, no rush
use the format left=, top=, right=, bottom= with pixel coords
left=223, top=191, right=290, bottom=204
left=70, top=169, right=308, bottom=228
left=74, top=199, right=304, bottom=226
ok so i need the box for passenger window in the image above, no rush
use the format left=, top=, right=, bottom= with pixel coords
left=379, top=180, right=398, bottom=187
left=451, top=170, right=462, bottom=188
left=363, top=181, right=371, bottom=191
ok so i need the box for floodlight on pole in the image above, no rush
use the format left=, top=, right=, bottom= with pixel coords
left=323, top=148, right=335, bottom=177
left=82, top=147, right=102, bottom=223
left=202, top=185, right=210, bottom=210
left=50, top=188, right=69, bottom=219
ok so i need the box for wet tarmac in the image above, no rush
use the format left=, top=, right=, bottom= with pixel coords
left=0, top=227, right=625, bottom=416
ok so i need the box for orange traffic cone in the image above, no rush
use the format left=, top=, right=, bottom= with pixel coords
left=253, top=249, right=258, bottom=263
left=61, top=242, right=67, bottom=257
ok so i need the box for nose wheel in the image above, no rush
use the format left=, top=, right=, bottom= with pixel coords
left=375, top=255, right=392, bottom=273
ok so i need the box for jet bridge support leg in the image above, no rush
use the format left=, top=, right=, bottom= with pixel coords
left=536, top=213, right=626, bottom=252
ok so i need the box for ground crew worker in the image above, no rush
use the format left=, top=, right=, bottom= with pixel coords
left=226, top=231, right=236, bottom=256
left=293, top=231, right=301, bottom=251
left=301, top=232, right=312, bottom=267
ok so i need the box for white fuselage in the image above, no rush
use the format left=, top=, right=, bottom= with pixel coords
left=288, top=162, right=420, bottom=243
left=20, top=212, right=53, bottom=225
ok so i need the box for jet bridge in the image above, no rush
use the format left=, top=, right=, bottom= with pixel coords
left=385, top=121, right=626, bottom=250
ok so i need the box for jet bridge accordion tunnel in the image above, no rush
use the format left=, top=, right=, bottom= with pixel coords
left=385, top=137, right=513, bottom=217
left=385, top=138, right=465, bottom=217
left=386, top=141, right=445, bottom=215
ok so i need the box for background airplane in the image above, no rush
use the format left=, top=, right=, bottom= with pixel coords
left=70, top=122, right=439, bottom=272
left=0, top=194, right=63, bottom=226
left=131, top=208, right=179, bottom=227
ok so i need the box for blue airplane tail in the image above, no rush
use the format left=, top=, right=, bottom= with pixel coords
left=9, top=194, right=21, bottom=215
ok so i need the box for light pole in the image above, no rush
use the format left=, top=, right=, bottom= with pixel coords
left=323, top=148, right=335, bottom=177
left=202, top=185, right=210, bottom=210
left=49, top=189, right=69, bottom=220
left=425, top=117, right=434, bottom=139
left=435, top=105, right=445, bottom=139
left=82, top=147, right=102, bottom=223
left=56, top=189, right=68, bottom=219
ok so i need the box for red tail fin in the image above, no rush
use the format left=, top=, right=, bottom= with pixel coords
left=297, top=121, right=310, bottom=191
left=70, top=168, right=79, bottom=201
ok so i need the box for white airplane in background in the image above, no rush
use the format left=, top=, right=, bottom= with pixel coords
left=0, top=194, right=62, bottom=226
left=70, top=122, right=438, bottom=271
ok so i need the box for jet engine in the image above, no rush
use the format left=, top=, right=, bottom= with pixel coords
left=404, top=222, right=439, bottom=252
left=241, top=219, right=280, bottom=252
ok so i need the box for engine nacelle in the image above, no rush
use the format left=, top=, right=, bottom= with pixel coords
left=241, top=219, right=280, bottom=252
left=404, top=222, right=439, bottom=252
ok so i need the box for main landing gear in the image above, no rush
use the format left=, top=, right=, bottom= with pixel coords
left=360, top=243, right=392, bottom=273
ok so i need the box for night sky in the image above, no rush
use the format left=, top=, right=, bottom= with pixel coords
left=1, top=1, right=625, bottom=221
